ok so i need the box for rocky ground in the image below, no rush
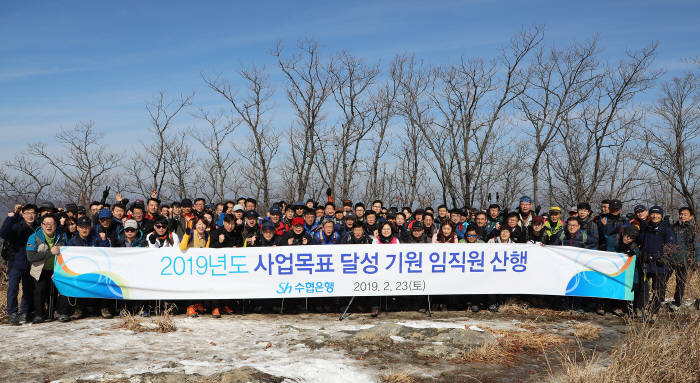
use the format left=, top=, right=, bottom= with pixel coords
left=0, top=304, right=630, bottom=383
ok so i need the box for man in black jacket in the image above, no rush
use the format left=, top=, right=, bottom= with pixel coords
left=342, top=222, right=373, bottom=244
left=401, top=221, right=430, bottom=243
left=211, top=214, right=242, bottom=248
left=280, top=217, right=312, bottom=246
left=0, top=204, right=38, bottom=325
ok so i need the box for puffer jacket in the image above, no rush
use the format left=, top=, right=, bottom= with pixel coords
left=671, top=219, right=696, bottom=264
left=0, top=214, right=36, bottom=270
left=637, top=220, right=675, bottom=274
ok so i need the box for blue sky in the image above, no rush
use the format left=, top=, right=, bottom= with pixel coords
left=0, top=0, right=698, bottom=163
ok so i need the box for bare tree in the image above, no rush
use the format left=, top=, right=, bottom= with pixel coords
left=204, top=66, right=278, bottom=209
left=315, top=51, right=381, bottom=199
left=365, top=55, right=403, bottom=201
left=194, top=109, right=238, bottom=203
left=164, top=132, right=195, bottom=200
left=29, top=122, right=119, bottom=206
left=640, top=71, right=699, bottom=214
left=129, top=92, right=192, bottom=198
left=273, top=39, right=334, bottom=200
left=518, top=37, right=600, bottom=208
left=0, top=154, right=54, bottom=205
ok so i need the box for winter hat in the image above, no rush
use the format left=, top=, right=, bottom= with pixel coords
left=648, top=205, right=664, bottom=216
left=532, top=216, right=545, bottom=225
left=623, top=225, right=639, bottom=239
left=292, top=217, right=305, bottom=226
left=634, top=204, right=647, bottom=213
left=519, top=196, right=532, bottom=203
left=232, top=204, right=244, bottom=212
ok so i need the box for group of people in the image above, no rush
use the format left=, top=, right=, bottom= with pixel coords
left=1, top=188, right=698, bottom=325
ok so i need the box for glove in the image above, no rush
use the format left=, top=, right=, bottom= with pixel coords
left=149, top=234, right=157, bottom=244
left=326, top=188, right=332, bottom=197
left=102, top=186, right=110, bottom=200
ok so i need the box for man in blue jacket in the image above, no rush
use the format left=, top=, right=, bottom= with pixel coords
left=1, top=204, right=38, bottom=325
left=637, top=205, right=676, bottom=314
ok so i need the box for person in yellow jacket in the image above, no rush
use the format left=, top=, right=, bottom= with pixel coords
left=179, top=216, right=218, bottom=318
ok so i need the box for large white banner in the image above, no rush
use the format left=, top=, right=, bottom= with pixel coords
left=53, top=243, right=635, bottom=301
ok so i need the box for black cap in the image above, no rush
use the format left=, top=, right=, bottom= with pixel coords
left=244, top=210, right=260, bottom=219
left=610, top=199, right=622, bottom=211
left=76, top=216, right=92, bottom=227
left=634, top=204, right=647, bottom=213
left=412, top=221, right=425, bottom=231
left=261, top=221, right=275, bottom=231
left=648, top=205, right=664, bottom=216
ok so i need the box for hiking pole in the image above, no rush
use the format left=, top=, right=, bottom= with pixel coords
left=427, top=295, right=432, bottom=317
left=280, top=298, right=285, bottom=314
left=48, top=279, right=55, bottom=321
left=339, top=296, right=355, bottom=321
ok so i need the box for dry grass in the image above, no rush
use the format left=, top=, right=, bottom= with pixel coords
left=0, top=262, right=8, bottom=323
left=379, top=373, right=418, bottom=383
left=462, top=328, right=571, bottom=365
left=499, top=301, right=586, bottom=321
left=119, top=304, right=177, bottom=333
left=557, top=311, right=700, bottom=383
left=572, top=323, right=601, bottom=340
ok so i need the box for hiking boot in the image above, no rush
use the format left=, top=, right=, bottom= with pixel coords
left=212, top=308, right=221, bottom=318
left=222, top=306, right=234, bottom=315
left=32, top=316, right=45, bottom=324
left=71, top=308, right=83, bottom=320
left=9, top=313, right=21, bottom=326
left=668, top=304, right=680, bottom=313
left=19, top=313, right=29, bottom=323
left=488, top=304, right=499, bottom=313
left=596, top=307, right=606, bottom=316
left=101, top=308, right=113, bottom=319
left=58, top=314, right=71, bottom=323
left=195, top=303, right=206, bottom=313
left=695, top=299, right=700, bottom=310
left=186, top=305, right=199, bottom=318
left=370, top=306, right=380, bottom=317
left=470, top=305, right=480, bottom=313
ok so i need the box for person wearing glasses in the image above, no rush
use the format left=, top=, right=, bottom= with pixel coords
left=26, top=214, right=70, bottom=323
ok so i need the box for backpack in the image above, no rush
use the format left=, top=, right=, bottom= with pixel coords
left=0, top=237, right=13, bottom=263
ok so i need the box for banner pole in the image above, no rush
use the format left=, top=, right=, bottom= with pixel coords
left=339, top=296, right=355, bottom=321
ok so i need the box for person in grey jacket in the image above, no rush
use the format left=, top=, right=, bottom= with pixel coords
left=670, top=207, right=697, bottom=310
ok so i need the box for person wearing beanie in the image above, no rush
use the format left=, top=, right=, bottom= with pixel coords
left=637, top=205, right=675, bottom=315
left=516, top=196, right=534, bottom=229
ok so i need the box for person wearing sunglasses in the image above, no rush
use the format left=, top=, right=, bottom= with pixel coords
left=461, top=227, right=484, bottom=244
left=116, top=219, right=148, bottom=248
left=146, top=217, right=180, bottom=248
